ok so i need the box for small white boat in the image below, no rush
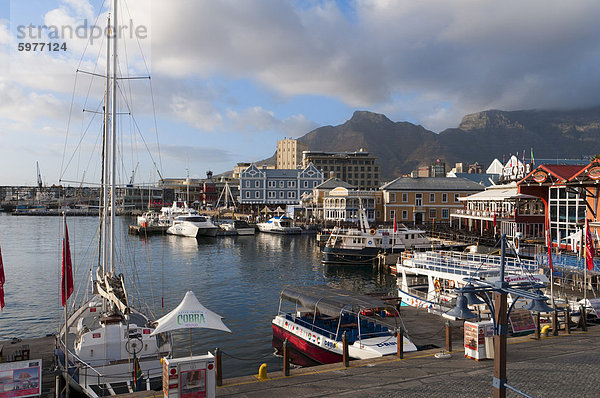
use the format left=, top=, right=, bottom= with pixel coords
left=167, top=214, right=218, bottom=237
left=219, top=220, right=255, bottom=236
left=257, top=216, right=301, bottom=234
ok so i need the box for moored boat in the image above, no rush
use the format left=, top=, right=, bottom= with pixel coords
left=257, top=216, right=301, bottom=234
left=272, top=285, right=417, bottom=365
left=167, top=214, right=218, bottom=237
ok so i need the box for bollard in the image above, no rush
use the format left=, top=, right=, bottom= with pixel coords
left=342, top=331, right=349, bottom=367
left=445, top=321, right=452, bottom=352
left=397, top=329, right=404, bottom=359
left=580, top=305, right=588, bottom=331
left=552, top=311, right=559, bottom=336
left=534, top=313, right=541, bottom=340
left=283, top=339, right=290, bottom=377
left=215, top=348, right=222, bottom=387
left=257, top=363, right=268, bottom=381
left=565, top=310, right=571, bottom=335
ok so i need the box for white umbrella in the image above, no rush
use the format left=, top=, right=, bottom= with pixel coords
left=150, top=291, right=231, bottom=355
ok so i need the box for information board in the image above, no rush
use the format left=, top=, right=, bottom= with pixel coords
left=509, top=309, right=537, bottom=333
left=0, top=360, right=42, bottom=398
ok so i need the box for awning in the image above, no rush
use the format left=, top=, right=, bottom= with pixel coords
left=280, top=285, right=392, bottom=318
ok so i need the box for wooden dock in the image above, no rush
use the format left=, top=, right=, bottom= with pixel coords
left=1, top=335, right=57, bottom=398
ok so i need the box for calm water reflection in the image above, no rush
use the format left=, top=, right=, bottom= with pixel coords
left=0, top=214, right=396, bottom=377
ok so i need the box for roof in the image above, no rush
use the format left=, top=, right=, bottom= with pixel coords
left=265, top=169, right=300, bottom=178
left=279, top=285, right=393, bottom=318
left=460, top=184, right=537, bottom=201
left=452, top=173, right=500, bottom=187
left=381, top=177, right=485, bottom=191
left=540, top=165, right=586, bottom=181
left=315, top=177, right=355, bottom=190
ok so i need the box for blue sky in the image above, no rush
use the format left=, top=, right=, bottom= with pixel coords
left=2, top=0, right=600, bottom=185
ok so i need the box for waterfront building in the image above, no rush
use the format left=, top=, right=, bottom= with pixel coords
left=380, top=177, right=485, bottom=224
left=322, top=187, right=383, bottom=223
left=160, top=172, right=239, bottom=209
left=233, top=162, right=275, bottom=179
left=238, top=163, right=323, bottom=208
left=277, top=138, right=308, bottom=169
left=301, top=149, right=380, bottom=189
left=450, top=182, right=545, bottom=238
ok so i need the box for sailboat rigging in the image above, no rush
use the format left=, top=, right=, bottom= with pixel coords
left=57, top=1, right=171, bottom=396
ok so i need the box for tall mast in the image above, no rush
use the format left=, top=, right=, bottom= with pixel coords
left=102, top=14, right=111, bottom=278
left=109, top=0, right=118, bottom=275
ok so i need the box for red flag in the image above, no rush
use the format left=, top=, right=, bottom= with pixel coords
left=0, top=244, right=5, bottom=310
left=62, top=219, right=74, bottom=306
left=585, top=219, right=595, bottom=271
left=393, top=212, right=397, bottom=233
left=546, top=229, right=553, bottom=271
left=493, top=212, right=497, bottom=228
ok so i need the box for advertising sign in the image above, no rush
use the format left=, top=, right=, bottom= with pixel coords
left=509, top=309, right=537, bottom=333
left=0, top=360, right=42, bottom=398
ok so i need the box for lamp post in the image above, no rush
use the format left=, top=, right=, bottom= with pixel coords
left=447, top=234, right=553, bottom=398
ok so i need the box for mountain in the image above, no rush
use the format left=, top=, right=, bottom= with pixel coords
left=288, top=108, right=600, bottom=180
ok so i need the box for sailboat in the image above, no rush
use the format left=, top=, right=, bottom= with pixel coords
left=56, top=2, right=171, bottom=396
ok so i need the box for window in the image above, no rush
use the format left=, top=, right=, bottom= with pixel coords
left=454, top=193, right=460, bottom=203
left=304, top=181, right=309, bottom=188
left=442, top=193, right=448, bottom=203
left=376, top=196, right=381, bottom=204
left=313, top=181, right=318, bottom=187
left=245, top=191, right=250, bottom=198
left=402, top=210, right=408, bottom=219
left=268, top=191, right=276, bottom=198
left=279, top=191, right=284, bottom=198
left=429, top=208, right=436, bottom=219
left=442, top=209, right=449, bottom=219
left=390, top=210, right=395, bottom=220
left=268, top=180, right=276, bottom=188
left=279, top=181, right=285, bottom=188
left=402, top=193, right=408, bottom=202
left=288, top=181, right=296, bottom=188
left=376, top=210, right=381, bottom=218
left=255, top=181, right=260, bottom=188
left=415, top=193, right=422, bottom=207
left=430, top=193, right=435, bottom=203
left=288, top=191, right=296, bottom=198
left=255, top=191, right=260, bottom=198
left=245, top=181, right=250, bottom=187
left=390, top=193, right=396, bottom=202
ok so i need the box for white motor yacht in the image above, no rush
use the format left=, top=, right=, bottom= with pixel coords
left=257, top=216, right=301, bottom=234
left=167, top=214, right=218, bottom=237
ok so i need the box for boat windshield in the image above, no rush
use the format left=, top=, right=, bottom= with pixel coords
left=179, top=216, right=207, bottom=222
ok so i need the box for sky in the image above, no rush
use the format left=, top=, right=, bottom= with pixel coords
left=2, top=0, right=600, bottom=186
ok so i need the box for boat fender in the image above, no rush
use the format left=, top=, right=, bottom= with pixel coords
left=433, top=279, right=441, bottom=292
left=369, top=228, right=376, bottom=235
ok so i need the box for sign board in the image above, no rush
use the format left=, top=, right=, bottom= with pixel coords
left=509, top=309, right=537, bottom=333
left=464, top=320, right=493, bottom=360
left=163, top=354, right=215, bottom=398
left=588, top=299, right=600, bottom=317
left=488, top=274, right=548, bottom=284
left=0, top=360, right=42, bottom=398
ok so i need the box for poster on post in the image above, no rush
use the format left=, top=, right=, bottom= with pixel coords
left=0, top=360, right=42, bottom=398
left=509, top=309, right=537, bottom=333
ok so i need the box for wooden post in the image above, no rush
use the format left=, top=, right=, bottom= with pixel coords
left=565, top=309, right=570, bottom=335
left=283, top=339, right=290, bottom=376
left=493, top=292, right=507, bottom=398
left=552, top=311, right=559, bottom=336
left=580, top=305, right=587, bottom=331
left=397, top=329, right=404, bottom=359
left=534, top=313, right=540, bottom=340
left=215, top=348, right=222, bottom=387
left=445, top=321, right=452, bottom=352
left=342, top=332, right=349, bottom=367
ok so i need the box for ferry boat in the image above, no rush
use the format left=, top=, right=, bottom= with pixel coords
left=257, top=216, right=301, bottom=234
left=322, top=209, right=434, bottom=265
left=272, top=285, right=417, bottom=365
left=396, top=250, right=548, bottom=316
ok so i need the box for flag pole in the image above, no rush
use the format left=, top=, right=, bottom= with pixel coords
left=62, top=212, right=69, bottom=398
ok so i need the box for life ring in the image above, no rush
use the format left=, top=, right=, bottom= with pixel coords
left=433, top=279, right=441, bottom=292
left=448, top=280, right=455, bottom=289
left=369, top=228, right=376, bottom=235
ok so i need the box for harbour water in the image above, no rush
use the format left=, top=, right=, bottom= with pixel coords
left=0, top=214, right=396, bottom=378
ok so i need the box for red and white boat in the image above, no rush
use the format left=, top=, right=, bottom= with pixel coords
left=272, top=286, right=417, bottom=364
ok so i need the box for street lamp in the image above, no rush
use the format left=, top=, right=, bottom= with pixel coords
left=446, top=234, right=553, bottom=398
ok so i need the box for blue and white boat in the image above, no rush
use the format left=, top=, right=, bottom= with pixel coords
left=257, top=216, right=301, bottom=234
